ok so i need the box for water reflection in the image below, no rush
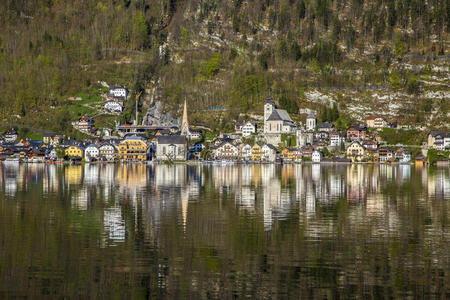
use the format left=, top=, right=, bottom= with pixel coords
left=0, top=163, right=448, bottom=298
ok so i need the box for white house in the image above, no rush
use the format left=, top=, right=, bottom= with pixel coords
left=104, top=100, right=123, bottom=113
left=306, top=114, right=316, bottom=131
left=212, top=142, right=239, bottom=160
left=396, top=149, right=411, bottom=163
left=329, top=132, right=343, bottom=147
left=241, top=144, right=252, bottom=160
left=109, top=85, right=128, bottom=98
left=312, top=150, right=323, bottom=163
left=317, top=122, right=334, bottom=133
left=261, top=144, right=277, bottom=162
left=445, top=134, right=450, bottom=149
left=3, top=129, right=18, bottom=143
left=72, top=115, right=95, bottom=134
left=99, top=143, right=116, bottom=161
left=242, top=121, right=257, bottom=137
left=84, top=144, right=99, bottom=162
left=155, top=135, right=187, bottom=161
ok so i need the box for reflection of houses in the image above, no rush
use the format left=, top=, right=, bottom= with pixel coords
left=346, top=165, right=366, bottom=203
left=65, top=165, right=83, bottom=185
left=104, top=207, right=126, bottom=241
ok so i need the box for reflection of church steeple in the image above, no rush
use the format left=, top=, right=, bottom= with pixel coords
left=181, top=99, right=190, bottom=136
left=181, top=190, right=188, bottom=232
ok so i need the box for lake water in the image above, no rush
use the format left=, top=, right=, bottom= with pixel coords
left=0, top=163, right=448, bottom=298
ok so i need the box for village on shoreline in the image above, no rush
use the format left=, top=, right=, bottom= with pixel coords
left=1, top=84, right=449, bottom=167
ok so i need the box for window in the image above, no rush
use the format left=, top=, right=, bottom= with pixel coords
left=163, top=146, right=166, bottom=154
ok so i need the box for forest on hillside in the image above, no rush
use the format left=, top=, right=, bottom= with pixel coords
left=0, top=0, right=448, bottom=134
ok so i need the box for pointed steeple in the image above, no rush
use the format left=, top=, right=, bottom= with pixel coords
left=181, top=98, right=190, bottom=136
left=182, top=98, right=188, bottom=128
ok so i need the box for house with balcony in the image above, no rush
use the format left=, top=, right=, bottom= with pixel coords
left=261, top=144, right=277, bottom=162
left=365, top=115, right=387, bottom=128
left=212, top=141, right=239, bottom=160
left=346, top=141, right=366, bottom=161
left=118, top=135, right=148, bottom=161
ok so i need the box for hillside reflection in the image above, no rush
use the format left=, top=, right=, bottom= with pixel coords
left=0, top=163, right=448, bottom=298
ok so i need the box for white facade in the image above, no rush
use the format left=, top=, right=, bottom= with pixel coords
left=306, top=114, right=316, bottom=131
left=241, top=144, right=252, bottom=160
left=329, top=133, right=342, bottom=147
left=312, top=150, right=322, bottom=163
left=104, top=100, right=123, bottom=113
left=99, top=144, right=116, bottom=161
left=109, top=86, right=128, bottom=98
left=4, top=130, right=18, bottom=143
left=242, top=122, right=256, bottom=137
left=296, top=129, right=313, bottom=147
left=444, top=136, right=450, bottom=149
left=213, top=142, right=239, bottom=159
left=155, top=136, right=187, bottom=161
left=261, top=145, right=277, bottom=162
left=398, top=152, right=411, bottom=163
left=84, top=145, right=99, bottom=162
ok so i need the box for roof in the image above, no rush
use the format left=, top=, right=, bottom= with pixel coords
left=306, top=113, right=315, bottom=119
left=216, top=141, right=237, bottom=148
left=109, top=85, right=127, bottom=90
left=264, top=96, right=276, bottom=106
left=266, top=110, right=282, bottom=121
left=318, top=123, right=334, bottom=128
left=157, top=135, right=186, bottom=145
left=429, top=130, right=444, bottom=137
left=276, top=109, right=293, bottom=122
left=124, top=135, right=145, bottom=141
left=264, top=144, right=277, bottom=151
left=266, top=109, right=293, bottom=122
left=366, top=115, right=384, bottom=120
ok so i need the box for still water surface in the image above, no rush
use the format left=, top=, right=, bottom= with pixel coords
left=0, top=163, right=448, bottom=298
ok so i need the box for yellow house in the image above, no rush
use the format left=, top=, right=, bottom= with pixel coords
left=346, top=141, right=366, bottom=161
left=118, top=135, right=147, bottom=161
left=366, top=116, right=387, bottom=128
left=65, top=145, right=84, bottom=158
left=251, top=143, right=263, bottom=161
left=281, top=148, right=299, bottom=161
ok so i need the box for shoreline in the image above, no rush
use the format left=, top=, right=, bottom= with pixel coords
left=2, top=160, right=443, bottom=167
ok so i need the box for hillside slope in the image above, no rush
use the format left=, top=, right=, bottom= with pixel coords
left=0, top=0, right=448, bottom=136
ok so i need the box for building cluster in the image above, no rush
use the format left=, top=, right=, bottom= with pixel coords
left=3, top=94, right=449, bottom=164
left=207, top=97, right=424, bottom=163
left=0, top=99, right=200, bottom=163
left=104, top=85, right=128, bottom=113
left=427, top=130, right=450, bottom=150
